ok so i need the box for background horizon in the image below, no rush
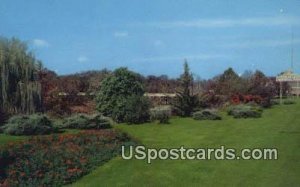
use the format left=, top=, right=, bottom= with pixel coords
left=1, top=0, right=300, bottom=79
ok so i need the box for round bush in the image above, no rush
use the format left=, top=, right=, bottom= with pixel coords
left=193, top=109, right=222, bottom=120
left=63, top=113, right=112, bottom=129
left=227, top=105, right=262, bottom=118
left=1, top=114, right=55, bottom=135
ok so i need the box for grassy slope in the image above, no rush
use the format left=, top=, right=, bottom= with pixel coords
left=72, top=102, right=300, bottom=187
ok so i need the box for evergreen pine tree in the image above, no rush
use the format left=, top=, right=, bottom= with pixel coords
left=173, top=60, right=198, bottom=116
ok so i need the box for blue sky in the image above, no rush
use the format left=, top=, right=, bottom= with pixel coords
left=1, top=0, right=300, bottom=78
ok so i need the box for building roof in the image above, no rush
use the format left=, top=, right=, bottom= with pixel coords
left=276, top=70, right=300, bottom=82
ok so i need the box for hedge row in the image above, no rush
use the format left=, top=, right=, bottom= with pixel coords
left=0, top=113, right=113, bottom=136
left=0, top=114, right=56, bottom=135
left=62, top=113, right=112, bottom=129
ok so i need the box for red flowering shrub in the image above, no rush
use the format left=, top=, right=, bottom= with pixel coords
left=0, top=130, right=135, bottom=186
left=231, top=94, right=263, bottom=105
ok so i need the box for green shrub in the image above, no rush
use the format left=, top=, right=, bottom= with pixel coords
left=122, top=96, right=150, bottom=124
left=96, top=68, right=147, bottom=123
left=270, top=99, right=280, bottom=105
left=227, top=105, right=262, bottom=118
left=63, top=113, right=112, bottom=129
left=150, top=106, right=171, bottom=124
left=283, top=100, right=295, bottom=105
left=1, top=114, right=55, bottom=135
left=193, top=109, right=222, bottom=120
left=260, top=98, right=272, bottom=108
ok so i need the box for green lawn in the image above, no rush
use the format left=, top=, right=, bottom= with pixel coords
left=0, top=129, right=80, bottom=147
left=0, top=134, right=27, bottom=146
left=72, top=102, right=300, bottom=187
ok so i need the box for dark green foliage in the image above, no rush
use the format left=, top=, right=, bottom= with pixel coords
left=260, top=98, right=272, bottom=108
left=150, top=107, right=171, bottom=124
left=0, top=37, right=42, bottom=114
left=96, top=67, right=149, bottom=123
left=62, top=113, right=112, bottom=129
left=0, top=109, right=9, bottom=126
left=283, top=100, right=296, bottom=105
left=270, top=100, right=280, bottom=105
left=173, top=61, right=198, bottom=116
left=193, top=109, right=222, bottom=120
left=123, top=96, right=150, bottom=124
left=1, top=114, right=55, bottom=135
left=227, top=105, right=262, bottom=118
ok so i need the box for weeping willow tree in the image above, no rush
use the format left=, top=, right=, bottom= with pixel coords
left=0, top=37, right=42, bottom=114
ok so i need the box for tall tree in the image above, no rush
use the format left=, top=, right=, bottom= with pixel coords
left=173, top=60, right=198, bottom=116
left=0, top=37, right=42, bottom=114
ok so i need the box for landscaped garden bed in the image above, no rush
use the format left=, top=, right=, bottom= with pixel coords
left=0, top=129, right=135, bottom=186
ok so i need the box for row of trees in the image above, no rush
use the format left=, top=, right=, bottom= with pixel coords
left=86, top=61, right=286, bottom=121
left=0, top=37, right=287, bottom=122
left=39, top=69, right=180, bottom=116
left=199, top=68, right=289, bottom=108
left=38, top=69, right=111, bottom=115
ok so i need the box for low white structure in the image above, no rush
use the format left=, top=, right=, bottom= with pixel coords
left=276, top=70, right=300, bottom=103
left=144, top=93, right=176, bottom=105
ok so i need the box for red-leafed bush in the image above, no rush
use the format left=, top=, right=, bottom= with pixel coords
left=231, top=94, right=263, bottom=105
left=0, top=130, right=135, bottom=186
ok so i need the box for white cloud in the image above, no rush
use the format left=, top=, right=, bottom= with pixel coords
left=147, top=16, right=300, bottom=28
left=32, top=39, right=50, bottom=47
left=113, top=31, right=128, bottom=38
left=220, top=38, right=300, bottom=48
left=133, top=54, right=229, bottom=62
left=77, top=55, right=89, bottom=63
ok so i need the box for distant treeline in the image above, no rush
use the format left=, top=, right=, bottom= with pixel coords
left=0, top=37, right=290, bottom=118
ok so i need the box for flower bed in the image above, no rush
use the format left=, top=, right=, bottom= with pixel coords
left=0, top=130, right=135, bottom=186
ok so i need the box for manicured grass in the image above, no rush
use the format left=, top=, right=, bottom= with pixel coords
left=0, top=134, right=26, bottom=146
left=72, top=102, right=300, bottom=187
left=0, top=129, right=80, bottom=147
